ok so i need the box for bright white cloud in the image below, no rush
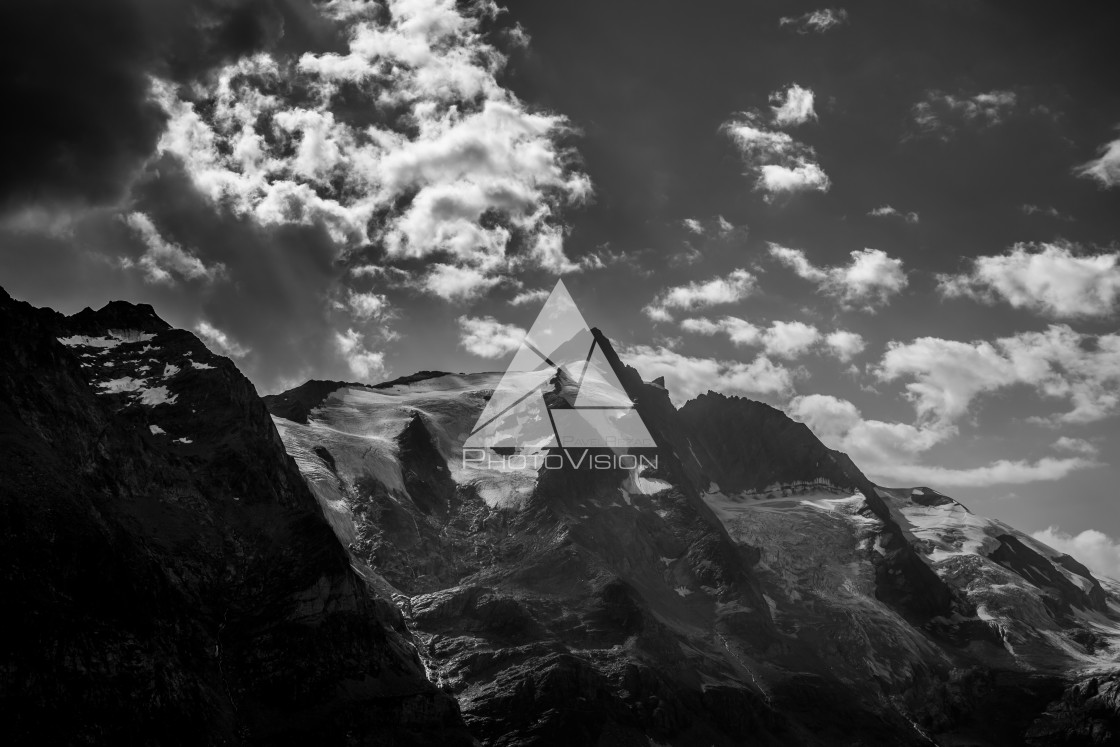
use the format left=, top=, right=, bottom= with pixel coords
left=195, top=321, right=249, bottom=358
left=1031, top=527, right=1120, bottom=581
left=623, top=345, right=796, bottom=404
left=779, top=8, right=848, bottom=33
left=1075, top=128, right=1120, bottom=188
left=825, top=330, right=866, bottom=362
left=682, top=218, right=704, bottom=234
left=682, top=316, right=864, bottom=363
left=347, top=290, right=390, bottom=320
left=771, top=84, right=817, bottom=127
left=509, top=287, right=550, bottom=306
left=422, top=263, right=504, bottom=301
left=762, top=321, right=821, bottom=359
left=938, top=242, right=1120, bottom=318
left=769, top=244, right=908, bottom=309
left=149, top=0, right=591, bottom=299
left=878, top=326, right=1120, bottom=425
left=644, top=269, right=756, bottom=320
left=457, top=315, right=525, bottom=358
left=788, top=393, right=1098, bottom=488
left=123, top=212, right=222, bottom=285
left=868, top=205, right=919, bottom=223
left=723, top=97, right=830, bottom=200
left=335, top=327, right=386, bottom=381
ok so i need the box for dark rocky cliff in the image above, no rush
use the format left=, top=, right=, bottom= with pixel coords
left=0, top=288, right=472, bottom=746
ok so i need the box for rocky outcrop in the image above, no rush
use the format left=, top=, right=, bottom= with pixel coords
left=1026, top=673, right=1120, bottom=745
left=0, top=288, right=472, bottom=746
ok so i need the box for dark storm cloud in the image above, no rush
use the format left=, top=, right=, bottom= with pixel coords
left=0, top=0, right=341, bottom=211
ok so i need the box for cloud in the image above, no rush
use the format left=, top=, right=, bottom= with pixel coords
left=873, top=456, right=1098, bottom=488
left=457, top=315, right=525, bottom=358
left=1075, top=127, right=1120, bottom=188
left=509, top=287, right=550, bottom=306
left=779, top=8, right=848, bottom=33
left=938, top=242, right=1120, bottom=318
left=680, top=316, right=866, bottom=363
left=1031, top=527, right=1120, bottom=581
left=723, top=89, right=830, bottom=200
left=1020, top=204, right=1073, bottom=221
left=0, top=0, right=310, bottom=212
left=825, top=330, right=866, bottom=362
left=769, top=243, right=908, bottom=310
left=421, top=263, right=504, bottom=301
left=195, top=320, right=250, bottom=358
left=346, top=290, right=390, bottom=321
left=877, top=326, right=1120, bottom=425
left=788, top=393, right=1098, bottom=489
left=150, top=0, right=591, bottom=296
left=335, top=327, right=386, bottom=381
left=910, top=89, right=1020, bottom=139
left=623, top=345, right=796, bottom=404
left=682, top=218, right=704, bottom=235
left=770, top=84, right=817, bottom=127
left=123, top=212, right=222, bottom=284
left=1053, top=436, right=1099, bottom=456
left=644, top=269, right=757, bottom=320
left=868, top=205, right=919, bottom=223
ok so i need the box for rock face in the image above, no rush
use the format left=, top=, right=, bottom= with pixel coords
left=0, top=288, right=472, bottom=746
left=5, top=286, right=1119, bottom=746
left=264, top=328, right=1120, bottom=746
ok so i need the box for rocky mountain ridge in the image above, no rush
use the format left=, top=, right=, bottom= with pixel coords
left=0, top=288, right=472, bottom=745
left=2, top=288, right=1118, bottom=745
left=263, top=332, right=1120, bottom=745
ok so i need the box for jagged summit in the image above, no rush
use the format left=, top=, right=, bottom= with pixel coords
left=264, top=324, right=1120, bottom=746
left=5, top=284, right=1118, bottom=746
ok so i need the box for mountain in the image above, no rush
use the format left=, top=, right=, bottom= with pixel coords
left=264, top=331, right=1120, bottom=746
left=2, top=287, right=1118, bottom=746
left=0, top=288, right=472, bottom=746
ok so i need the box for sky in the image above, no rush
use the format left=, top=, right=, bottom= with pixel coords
left=1, top=1, right=1118, bottom=573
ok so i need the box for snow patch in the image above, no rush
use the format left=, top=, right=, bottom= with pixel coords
left=149, top=425, right=165, bottom=435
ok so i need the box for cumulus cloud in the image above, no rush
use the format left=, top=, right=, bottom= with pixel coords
left=1075, top=127, right=1120, bottom=188
left=825, top=330, right=866, bottom=362
left=458, top=315, right=525, bottom=358
left=770, top=84, right=817, bottom=127
left=123, top=212, right=222, bottom=284
left=910, top=89, right=1020, bottom=139
left=680, top=316, right=866, bottom=363
left=150, top=0, right=591, bottom=297
left=195, top=320, right=250, bottom=358
left=868, top=205, right=919, bottom=223
left=335, top=327, right=386, bottom=381
left=623, top=344, right=796, bottom=404
left=769, top=243, right=908, bottom=309
left=682, top=218, right=704, bottom=235
left=877, top=325, right=1120, bottom=425
left=723, top=86, right=830, bottom=200
left=938, top=242, right=1120, bottom=318
left=1031, top=527, right=1120, bottom=581
left=1052, top=436, right=1099, bottom=456
left=509, top=287, right=550, bottom=306
left=346, top=290, right=390, bottom=321
left=644, top=269, right=756, bottom=320
left=779, top=8, right=848, bottom=33
left=788, top=393, right=1098, bottom=488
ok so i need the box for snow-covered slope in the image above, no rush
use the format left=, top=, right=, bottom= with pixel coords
left=266, top=335, right=1120, bottom=746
